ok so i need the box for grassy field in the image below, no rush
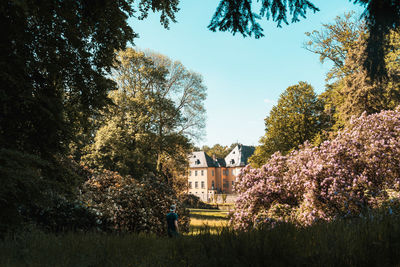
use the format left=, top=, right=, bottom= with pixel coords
left=188, top=208, right=229, bottom=234
left=2, top=214, right=400, bottom=266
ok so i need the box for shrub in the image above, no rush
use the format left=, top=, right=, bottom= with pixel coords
left=0, top=150, right=89, bottom=235
left=22, top=195, right=100, bottom=233
left=80, top=169, right=190, bottom=234
left=232, top=107, right=400, bottom=230
left=180, top=194, right=215, bottom=209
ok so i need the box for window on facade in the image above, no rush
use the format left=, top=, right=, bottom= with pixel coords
left=232, top=181, right=234, bottom=186
left=189, top=170, right=192, bottom=176
left=195, top=170, right=198, bottom=176
left=212, top=170, right=214, bottom=176
left=212, top=180, right=215, bottom=189
left=232, top=169, right=234, bottom=175
left=201, top=170, right=204, bottom=176
left=189, top=182, right=192, bottom=188
left=195, top=181, right=198, bottom=188
left=201, top=181, right=205, bottom=189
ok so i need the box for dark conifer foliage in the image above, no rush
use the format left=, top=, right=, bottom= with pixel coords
left=354, top=0, right=400, bottom=81
left=208, top=0, right=400, bottom=81
left=208, top=0, right=319, bottom=38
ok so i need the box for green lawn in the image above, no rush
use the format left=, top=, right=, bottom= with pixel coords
left=188, top=208, right=230, bottom=234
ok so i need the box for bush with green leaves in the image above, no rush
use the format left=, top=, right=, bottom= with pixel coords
left=0, top=150, right=90, bottom=235
left=180, top=194, right=215, bottom=209
left=22, top=195, right=100, bottom=233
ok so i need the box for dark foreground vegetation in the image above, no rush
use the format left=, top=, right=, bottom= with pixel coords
left=1, top=216, right=400, bottom=267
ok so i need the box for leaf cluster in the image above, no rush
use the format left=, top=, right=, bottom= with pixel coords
left=208, top=0, right=319, bottom=38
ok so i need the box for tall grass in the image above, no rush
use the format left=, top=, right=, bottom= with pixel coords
left=1, top=216, right=400, bottom=266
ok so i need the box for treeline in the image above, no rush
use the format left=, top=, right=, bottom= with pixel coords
left=250, top=12, right=400, bottom=167
left=0, top=1, right=205, bottom=235
left=197, top=143, right=241, bottom=159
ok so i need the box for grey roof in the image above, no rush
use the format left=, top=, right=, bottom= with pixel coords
left=189, top=151, right=216, bottom=168
left=214, top=158, right=226, bottom=167
left=224, top=144, right=255, bottom=167
left=189, top=144, right=255, bottom=168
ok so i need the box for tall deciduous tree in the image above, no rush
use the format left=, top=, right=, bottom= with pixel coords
left=338, top=29, right=400, bottom=123
left=249, top=82, right=326, bottom=167
left=305, top=12, right=400, bottom=130
left=0, top=1, right=179, bottom=232
left=304, top=11, right=366, bottom=81
left=83, top=49, right=206, bottom=180
left=144, top=50, right=207, bottom=141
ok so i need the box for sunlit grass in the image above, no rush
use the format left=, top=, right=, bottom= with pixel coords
left=189, top=208, right=229, bottom=218
left=188, top=208, right=230, bottom=235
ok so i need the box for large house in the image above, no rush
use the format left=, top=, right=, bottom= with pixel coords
left=187, top=144, right=255, bottom=201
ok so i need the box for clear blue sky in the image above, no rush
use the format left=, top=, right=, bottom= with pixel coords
left=128, top=1, right=363, bottom=148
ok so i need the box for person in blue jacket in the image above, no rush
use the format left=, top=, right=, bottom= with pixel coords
left=166, top=204, right=179, bottom=237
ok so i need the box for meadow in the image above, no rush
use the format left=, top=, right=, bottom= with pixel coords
left=1, top=209, right=400, bottom=266
left=188, top=208, right=229, bottom=234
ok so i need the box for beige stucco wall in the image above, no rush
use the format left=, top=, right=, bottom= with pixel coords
left=188, top=167, right=208, bottom=201
left=187, top=166, right=245, bottom=200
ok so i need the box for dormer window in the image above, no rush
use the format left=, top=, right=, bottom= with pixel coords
left=196, top=159, right=200, bottom=165
left=230, top=159, right=235, bottom=164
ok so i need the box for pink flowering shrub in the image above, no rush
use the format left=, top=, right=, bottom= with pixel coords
left=232, top=108, right=400, bottom=230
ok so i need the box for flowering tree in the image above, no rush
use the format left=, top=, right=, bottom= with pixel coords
left=80, top=169, right=189, bottom=234
left=232, top=107, right=400, bottom=230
